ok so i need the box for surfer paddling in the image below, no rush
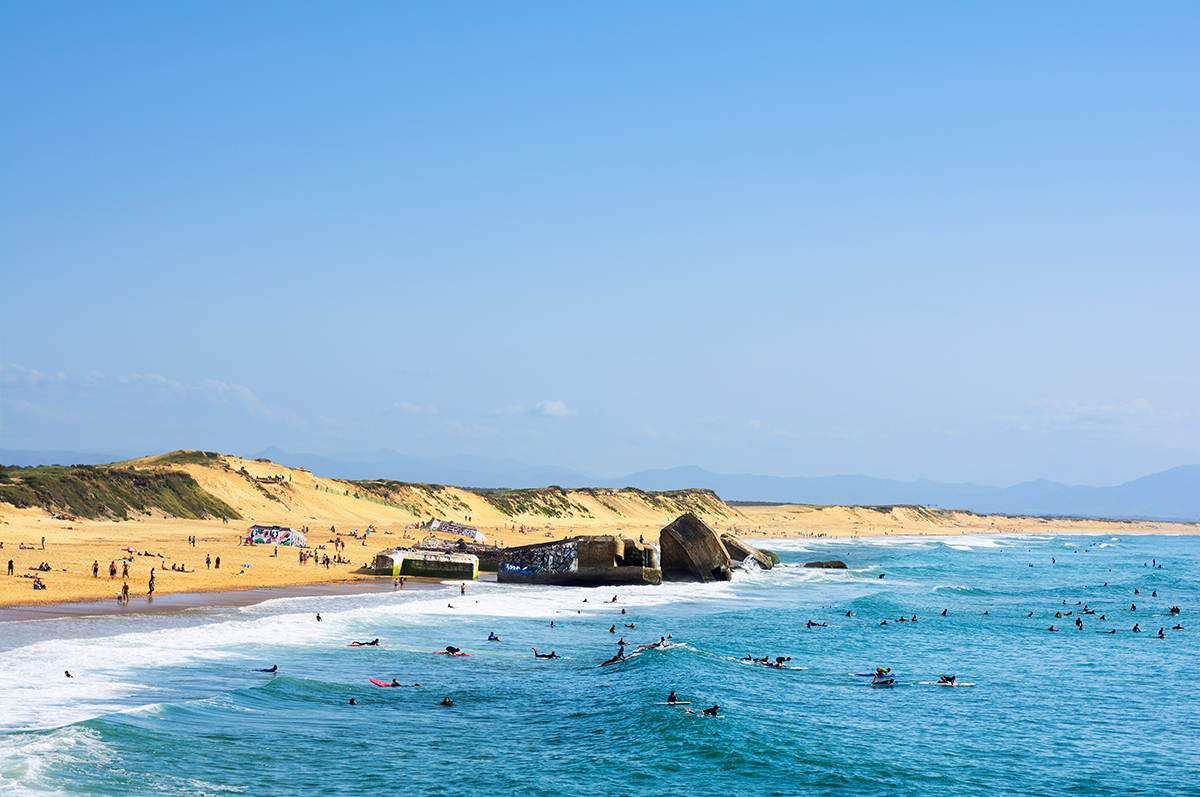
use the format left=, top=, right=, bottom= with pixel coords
left=532, top=647, right=560, bottom=659
left=349, top=639, right=381, bottom=647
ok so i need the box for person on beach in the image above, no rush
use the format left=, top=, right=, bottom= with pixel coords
left=92, top=560, right=99, bottom=578
left=8, top=559, right=13, bottom=575
left=109, top=561, right=117, bottom=579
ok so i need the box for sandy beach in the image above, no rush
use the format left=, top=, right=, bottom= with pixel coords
left=2, top=453, right=1194, bottom=611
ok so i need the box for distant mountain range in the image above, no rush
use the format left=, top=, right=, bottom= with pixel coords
left=3, top=446, right=1197, bottom=522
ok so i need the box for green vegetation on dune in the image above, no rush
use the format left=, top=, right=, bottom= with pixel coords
left=477, top=487, right=594, bottom=519
left=0, top=464, right=240, bottom=521
left=109, top=450, right=225, bottom=468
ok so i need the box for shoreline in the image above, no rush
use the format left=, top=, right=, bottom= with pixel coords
left=0, top=575, right=478, bottom=623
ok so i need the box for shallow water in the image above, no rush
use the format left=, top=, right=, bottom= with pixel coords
left=2, top=534, right=1196, bottom=796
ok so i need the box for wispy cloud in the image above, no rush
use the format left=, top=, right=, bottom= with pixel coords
left=1004, top=397, right=1198, bottom=435
left=488, top=400, right=572, bottom=418
left=396, top=402, right=437, bottom=415
left=488, top=404, right=528, bottom=417
left=535, top=400, right=570, bottom=417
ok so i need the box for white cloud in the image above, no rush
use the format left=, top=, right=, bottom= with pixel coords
left=536, top=400, right=570, bottom=417
left=396, top=402, right=437, bottom=415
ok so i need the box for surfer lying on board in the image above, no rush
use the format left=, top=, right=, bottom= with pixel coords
left=350, top=639, right=381, bottom=646
left=685, top=705, right=720, bottom=716
left=937, top=675, right=956, bottom=685
left=254, top=665, right=279, bottom=673
left=532, top=648, right=559, bottom=659
left=445, top=646, right=461, bottom=655
left=391, top=679, right=421, bottom=687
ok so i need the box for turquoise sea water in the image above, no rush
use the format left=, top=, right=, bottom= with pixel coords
left=2, top=533, right=1196, bottom=797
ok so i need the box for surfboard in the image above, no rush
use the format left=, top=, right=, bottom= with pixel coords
left=369, top=678, right=396, bottom=687
left=654, top=701, right=691, bottom=705
left=919, top=681, right=976, bottom=687
left=347, top=644, right=389, bottom=648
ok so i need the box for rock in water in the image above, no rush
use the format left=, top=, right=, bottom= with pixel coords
left=803, top=560, right=847, bottom=569
left=660, top=513, right=733, bottom=582
left=720, top=533, right=774, bottom=570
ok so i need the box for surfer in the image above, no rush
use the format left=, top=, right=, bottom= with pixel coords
left=350, top=639, right=381, bottom=647
left=256, top=665, right=278, bottom=673
left=609, top=625, right=616, bottom=633
left=700, top=705, right=720, bottom=717
left=390, top=679, right=420, bottom=687
left=667, top=691, right=678, bottom=705
left=445, top=646, right=461, bottom=655
left=440, top=697, right=454, bottom=706
left=532, top=648, right=559, bottom=659
left=937, top=675, right=956, bottom=685
left=65, top=670, right=72, bottom=678
left=1132, top=624, right=1141, bottom=633
left=1049, top=625, right=1059, bottom=632
left=941, top=609, right=948, bottom=616
left=349, top=698, right=357, bottom=705
left=488, top=632, right=500, bottom=641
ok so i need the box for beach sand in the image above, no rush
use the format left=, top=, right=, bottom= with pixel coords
left=2, top=454, right=1193, bottom=611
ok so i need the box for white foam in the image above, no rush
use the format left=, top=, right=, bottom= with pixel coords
left=0, top=725, right=109, bottom=796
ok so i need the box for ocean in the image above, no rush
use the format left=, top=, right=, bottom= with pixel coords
left=1, top=533, right=1195, bottom=797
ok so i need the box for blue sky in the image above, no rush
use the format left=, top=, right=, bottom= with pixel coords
left=2, top=2, right=1197, bottom=487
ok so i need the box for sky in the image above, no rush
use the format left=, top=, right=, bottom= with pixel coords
left=1, top=2, right=1197, bottom=487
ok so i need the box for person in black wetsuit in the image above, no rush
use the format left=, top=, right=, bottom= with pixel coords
left=532, top=648, right=559, bottom=659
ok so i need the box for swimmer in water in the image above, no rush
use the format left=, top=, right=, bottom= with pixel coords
left=64, top=670, right=72, bottom=678
left=488, top=632, right=500, bottom=641
left=349, top=698, right=357, bottom=705
left=440, top=697, right=454, bottom=706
